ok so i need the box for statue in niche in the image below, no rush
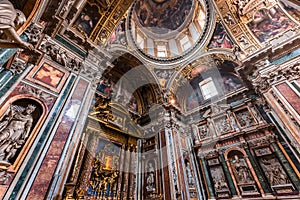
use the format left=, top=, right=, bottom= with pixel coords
left=260, top=158, right=289, bottom=186
left=186, top=162, right=195, bottom=187
left=0, top=104, right=36, bottom=163
left=0, top=0, right=33, bottom=50
left=232, top=155, right=252, bottom=184
left=146, top=162, right=155, bottom=191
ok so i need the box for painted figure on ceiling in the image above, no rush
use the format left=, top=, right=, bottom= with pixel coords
left=209, top=23, right=233, bottom=49
left=249, top=6, right=294, bottom=42
left=0, top=0, right=33, bottom=49
left=280, top=0, right=300, bottom=21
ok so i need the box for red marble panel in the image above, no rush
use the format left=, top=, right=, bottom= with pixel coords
left=26, top=59, right=70, bottom=93
left=26, top=79, right=89, bottom=200
left=276, top=82, right=300, bottom=115
left=33, top=63, right=64, bottom=87
left=160, top=130, right=171, bottom=199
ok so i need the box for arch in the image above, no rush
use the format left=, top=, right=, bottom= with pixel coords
left=169, top=53, right=241, bottom=112
left=100, top=50, right=163, bottom=114
left=224, top=148, right=263, bottom=196
left=0, top=94, right=48, bottom=172
left=224, top=147, right=247, bottom=160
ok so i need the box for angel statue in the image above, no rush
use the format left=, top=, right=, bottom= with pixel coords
left=0, top=0, right=33, bottom=50
left=0, top=104, right=36, bottom=163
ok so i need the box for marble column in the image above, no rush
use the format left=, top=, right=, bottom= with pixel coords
left=0, top=34, right=28, bottom=67
left=219, top=154, right=238, bottom=196
left=200, top=157, right=215, bottom=199
left=128, top=146, right=137, bottom=199
left=136, top=139, right=142, bottom=200
left=121, top=145, right=131, bottom=199
left=272, top=142, right=300, bottom=191
left=244, top=148, right=272, bottom=194
left=0, top=70, right=13, bottom=89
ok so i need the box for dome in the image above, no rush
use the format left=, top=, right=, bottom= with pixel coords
left=128, top=0, right=210, bottom=63
left=134, top=0, right=194, bottom=35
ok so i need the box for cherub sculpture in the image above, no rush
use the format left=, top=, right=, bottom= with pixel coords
left=0, top=0, right=33, bottom=50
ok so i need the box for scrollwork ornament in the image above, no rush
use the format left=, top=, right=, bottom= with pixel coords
left=9, top=58, right=26, bottom=75
left=18, top=84, right=55, bottom=103
left=0, top=169, right=11, bottom=185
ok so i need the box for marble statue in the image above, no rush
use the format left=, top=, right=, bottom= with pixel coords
left=0, top=104, right=36, bottom=162
left=0, top=0, right=33, bottom=50
left=146, top=162, right=155, bottom=191
left=186, top=162, right=195, bottom=186
left=232, top=155, right=252, bottom=184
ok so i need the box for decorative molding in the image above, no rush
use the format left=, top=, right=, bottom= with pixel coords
left=39, top=36, right=83, bottom=73
left=253, top=63, right=300, bottom=93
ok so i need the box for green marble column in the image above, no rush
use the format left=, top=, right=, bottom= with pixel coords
left=272, top=142, right=300, bottom=190
left=0, top=34, right=28, bottom=67
left=219, top=154, right=238, bottom=196
left=245, top=148, right=272, bottom=193
left=200, top=157, right=215, bottom=198
left=0, top=69, right=13, bottom=88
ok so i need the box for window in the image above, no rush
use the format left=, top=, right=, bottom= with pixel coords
left=136, top=33, right=144, bottom=49
left=180, top=35, right=191, bottom=51
left=157, top=45, right=167, bottom=57
left=199, top=77, right=218, bottom=100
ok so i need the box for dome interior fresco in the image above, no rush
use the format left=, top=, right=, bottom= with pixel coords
left=128, top=0, right=209, bottom=62
left=134, top=0, right=194, bottom=34
left=1, top=0, right=300, bottom=199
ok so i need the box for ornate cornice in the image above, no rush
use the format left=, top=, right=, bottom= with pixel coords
left=252, top=62, right=300, bottom=94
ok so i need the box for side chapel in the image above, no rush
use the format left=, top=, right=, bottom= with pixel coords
left=0, top=0, right=299, bottom=199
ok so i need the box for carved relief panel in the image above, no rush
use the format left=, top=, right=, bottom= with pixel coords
left=254, top=146, right=295, bottom=194
left=214, top=115, right=232, bottom=135
left=198, top=123, right=210, bottom=140
left=207, top=157, right=230, bottom=198
left=234, top=108, right=256, bottom=128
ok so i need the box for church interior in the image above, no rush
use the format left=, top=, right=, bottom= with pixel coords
left=0, top=0, right=300, bottom=199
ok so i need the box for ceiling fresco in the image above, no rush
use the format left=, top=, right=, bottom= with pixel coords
left=128, top=0, right=210, bottom=63
left=134, top=0, right=193, bottom=34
